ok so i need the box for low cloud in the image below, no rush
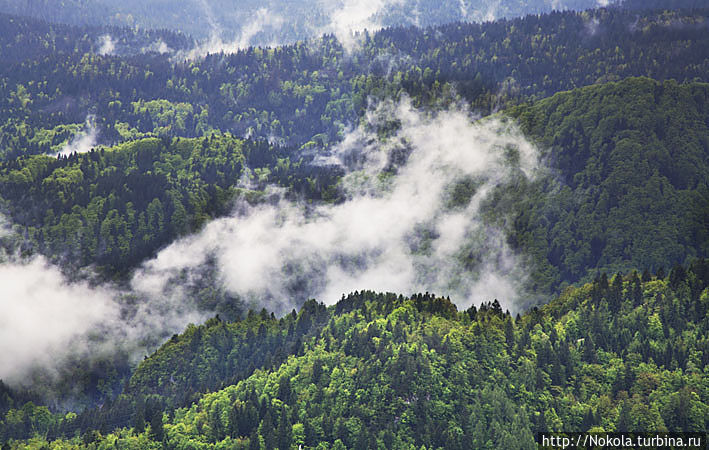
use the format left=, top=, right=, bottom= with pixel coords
left=98, top=34, right=116, bottom=56
left=1, top=98, right=541, bottom=392
left=182, top=0, right=408, bottom=56
left=0, top=214, right=10, bottom=238
left=0, top=257, right=119, bottom=384
left=182, top=5, right=284, bottom=59
left=179, top=0, right=612, bottom=56
left=133, top=98, right=541, bottom=314
left=319, top=0, right=404, bottom=51
left=143, top=39, right=171, bottom=54
left=586, top=17, right=601, bottom=36
left=55, top=116, right=98, bottom=157
left=0, top=254, right=208, bottom=387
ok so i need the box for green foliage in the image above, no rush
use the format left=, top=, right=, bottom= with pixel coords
left=2, top=4, right=709, bottom=449
left=0, top=8, right=707, bottom=290
left=1, top=7, right=708, bottom=161
left=503, top=77, right=709, bottom=291
left=0, top=136, right=244, bottom=273
left=0, top=0, right=608, bottom=43
left=0, top=134, right=341, bottom=275
left=8, top=262, right=709, bottom=448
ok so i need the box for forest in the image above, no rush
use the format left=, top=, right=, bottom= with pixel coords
left=3, top=263, right=709, bottom=448
left=0, top=6, right=708, bottom=160
left=0, top=0, right=615, bottom=44
left=1, top=0, right=708, bottom=448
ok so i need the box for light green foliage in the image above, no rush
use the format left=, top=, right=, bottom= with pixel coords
left=2, top=4, right=709, bottom=449
left=0, top=136, right=247, bottom=272
left=5, top=263, right=709, bottom=447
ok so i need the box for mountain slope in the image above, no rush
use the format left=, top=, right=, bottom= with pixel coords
left=1, top=7, right=708, bottom=292
left=0, top=135, right=340, bottom=276
left=2, top=78, right=707, bottom=297
left=504, top=77, right=709, bottom=290
left=0, top=0, right=613, bottom=44
left=5, top=261, right=709, bottom=448
left=1, top=5, right=709, bottom=447
left=1, top=7, right=708, bottom=161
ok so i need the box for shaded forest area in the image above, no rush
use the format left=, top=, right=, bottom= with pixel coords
left=1, top=1, right=709, bottom=448
left=0, top=7, right=708, bottom=160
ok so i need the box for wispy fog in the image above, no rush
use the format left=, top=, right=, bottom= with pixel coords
left=0, top=214, right=10, bottom=238
left=97, top=34, right=116, bottom=55
left=55, top=115, right=98, bottom=157
left=142, top=39, right=171, bottom=54
left=0, top=257, right=119, bottom=384
left=0, top=253, right=207, bottom=385
left=182, top=3, right=284, bottom=58
left=318, top=0, right=405, bottom=51
left=177, top=0, right=615, bottom=57
left=133, top=98, right=540, bottom=314
left=0, top=98, right=540, bottom=387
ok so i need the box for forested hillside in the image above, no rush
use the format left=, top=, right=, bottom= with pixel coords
left=1, top=7, right=707, bottom=160
left=504, top=77, right=709, bottom=290
left=0, top=6, right=708, bottom=284
left=3, top=261, right=709, bottom=448
left=1, top=1, right=709, bottom=448
left=0, top=135, right=340, bottom=274
left=2, top=77, right=706, bottom=294
left=0, top=0, right=611, bottom=44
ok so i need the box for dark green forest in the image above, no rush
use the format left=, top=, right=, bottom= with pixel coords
left=0, top=0, right=610, bottom=43
left=0, top=6, right=708, bottom=160
left=1, top=5, right=707, bottom=283
left=2, top=78, right=706, bottom=296
left=505, top=77, right=709, bottom=290
left=1, top=0, right=709, bottom=448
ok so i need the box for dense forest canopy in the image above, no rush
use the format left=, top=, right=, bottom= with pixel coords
left=0, top=4, right=706, bottom=288
left=4, top=263, right=709, bottom=448
left=0, top=0, right=616, bottom=45
left=1, top=0, right=709, bottom=448
left=506, top=77, right=709, bottom=289
left=0, top=6, right=707, bottom=161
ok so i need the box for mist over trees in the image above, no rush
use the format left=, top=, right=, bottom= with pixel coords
left=0, top=6, right=707, bottom=160
left=4, top=266, right=709, bottom=447
left=1, top=0, right=709, bottom=448
left=0, top=0, right=618, bottom=45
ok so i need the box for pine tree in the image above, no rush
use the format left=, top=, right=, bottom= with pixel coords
left=581, top=407, right=595, bottom=431
left=616, top=400, right=632, bottom=432
left=505, top=319, right=515, bottom=348
left=583, top=334, right=597, bottom=363
left=248, top=430, right=261, bottom=450
left=277, top=376, right=293, bottom=404
left=599, top=272, right=609, bottom=292
left=610, top=272, right=623, bottom=312
left=148, top=410, right=164, bottom=442
left=276, top=407, right=292, bottom=450
left=537, top=410, right=548, bottom=433
left=631, top=271, right=643, bottom=305
left=657, top=267, right=666, bottom=279
left=260, top=409, right=277, bottom=450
